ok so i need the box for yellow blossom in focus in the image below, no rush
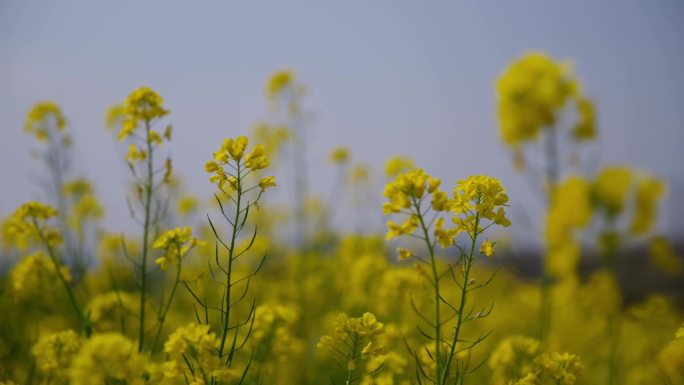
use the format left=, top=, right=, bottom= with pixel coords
left=434, top=217, right=459, bottom=248
left=452, top=175, right=511, bottom=233
left=245, top=144, right=269, bottom=170
left=206, top=136, right=273, bottom=190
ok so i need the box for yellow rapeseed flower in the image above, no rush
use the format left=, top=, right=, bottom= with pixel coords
left=32, top=330, right=82, bottom=376
left=152, top=227, right=203, bottom=269
left=330, top=147, right=350, bottom=164
left=384, top=156, right=415, bottom=178
left=25, top=101, right=67, bottom=141
left=113, top=86, right=169, bottom=140
left=267, top=69, right=294, bottom=99
left=68, top=333, right=149, bottom=385
left=480, top=239, right=496, bottom=257
left=630, top=176, right=665, bottom=235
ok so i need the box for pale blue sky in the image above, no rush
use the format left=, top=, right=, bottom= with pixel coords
left=1, top=1, right=683, bottom=245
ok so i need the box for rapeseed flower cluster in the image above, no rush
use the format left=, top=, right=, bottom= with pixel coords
left=152, top=227, right=203, bottom=270
left=111, top=86, right=170, bottom=141
left=205, top=136, right=275, bottom=192
left=24, top=101, right=68, bottom=142
left=318, top=312, right=386, bottom=383
left=2, top=202, right=62, bottom=249
left=497, top=52, right=595, bottom=148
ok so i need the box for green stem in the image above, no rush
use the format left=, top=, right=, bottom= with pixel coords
left=440, top=213, right=480, bottom=385
left=414, top=197, right=442, bottom=384
left=540, top=125, right=560, bottom=342
left=219, top=161, right=242, bottom=357
left=151, top=244, right=184, bottom=353
left=139, top=119, right=155, bottom=352
left=346, top=333, right=358, bottom=385
left=34, top=219, right=88, bottom=336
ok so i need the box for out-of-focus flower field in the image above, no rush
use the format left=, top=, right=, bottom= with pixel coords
left=1, top=52, right=682, bottom=385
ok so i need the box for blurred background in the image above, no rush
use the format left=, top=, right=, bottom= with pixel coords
left=1, top=0, right=683, bottom=247
left=2, top=3, right=684, bottom=384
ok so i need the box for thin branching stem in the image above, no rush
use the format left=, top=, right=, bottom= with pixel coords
left=138, top=118, right=155, bottom=352
left=413, top=196, right=443, bottom=384
left=440, top=211, right=480, bottom=385
left=219, top=160, right=243, bottom=357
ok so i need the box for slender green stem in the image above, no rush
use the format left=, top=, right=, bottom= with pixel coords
left=219, top=161, right=242, bottom=357
left=413, top=197, right=442, bottom=384
left=139, top=119, right=155, bottom=352
left=346, top=333, right=359, bottom=385
left=441, top=214, right=480, bottom=385
left=33, top=218, right=88, bottom=335
left=540, top=126, right=560, bottom=342
left=151, top=244, right=184, bottom=353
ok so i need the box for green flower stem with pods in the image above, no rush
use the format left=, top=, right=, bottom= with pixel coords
left=383, top=171, right=511, bottom=384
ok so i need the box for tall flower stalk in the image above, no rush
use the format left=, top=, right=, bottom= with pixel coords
left=383, top=171, right=511, bottom=384
left=496, top=52, right=597, bottom=341
left=107, top=86, right=172, bottom=352
left=176, top=135, right=276, bottom=383
left=3, top=202, right=89, bottom=335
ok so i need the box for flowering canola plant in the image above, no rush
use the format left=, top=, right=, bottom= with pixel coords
left=0, top=59, right=681, bottom=385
